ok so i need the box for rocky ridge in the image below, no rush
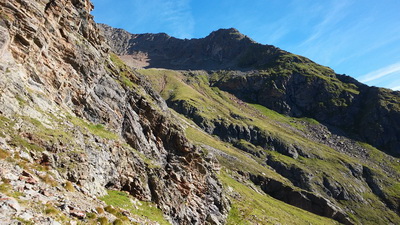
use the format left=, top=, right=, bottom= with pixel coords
left=0, top=0, right=228, bottom=224
left=99, top=24, right=282, bottom=71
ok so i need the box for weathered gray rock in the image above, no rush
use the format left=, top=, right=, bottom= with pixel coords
left=0, top=0, right=228, bottom=224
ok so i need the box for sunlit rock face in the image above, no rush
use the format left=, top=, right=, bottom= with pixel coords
left=0, top=0, right=228, bottom=224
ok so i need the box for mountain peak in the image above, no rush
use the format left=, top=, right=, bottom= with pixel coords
left=207, top=27, right=249, bottom=41
left=100, top=25, right=279, bottom=70
left=214, top=27, right=241, bottom=34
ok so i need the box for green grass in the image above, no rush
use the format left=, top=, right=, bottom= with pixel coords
left=64, top=181, right=75, bottom=192
left=139, top=68, right=400, bottom=224
left=0, top=115, right=75, bottom=153
left=69, top=116, right=118, bottom=140
left=108, top=53, right=138, bottom=89
left=250, top=103, right=319, bottom=126
left=185, top=126, right=286, bottom=182
left=100, top=190, right=171, bottom=225
left=377, top=88, right=400, bottom=111
left=220, top=171, right=339, bottom=225
left=15, top=217, right=35, bottom=225
left=97, top=217, right=108, bottom=225
left=9, top=134, right=45, bottom=152
left=44, top=204, right=59, bottom=215
left=120, top=75, right=135, bottom=88
left=16, top=95, right=27, bottom=106
left=0, top=181, right=12, bottom=194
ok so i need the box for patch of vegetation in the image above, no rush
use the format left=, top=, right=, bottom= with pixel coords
left=0, top=180, right=11, bottom=194
left=86, top=212, right=97, bottom=220
left=97, top=217, right=108, bottom=225
left=113, top=219, right=124, bottom=225
left=64, top=181, right=75, bottom=192
left=100, top=190, right=170, bottom=225
left=15, top=217, right=35, bottom=225
left=16, top=95, right=27, bottom=106
left=41, top=174, right=58, bottom=187
left=104, top=205, right=118, bottom=215
left=377, top=88, right=400, bottom=111
left=340, top=191, right=400, bottom=225
left=120, top=75, right=135, bottom=88
left=0, top=114, right=75, bottom=154
left=185, top=126, right=285, bottom=181
left=9, top=135, right=45, bottom=152
left=108, top=53, right=138, bottom=89
left=0, top=148, right=10, bottom=159
left=220, top=171, right=339, bottom=225
left=69, top=116, right=118, bottom=140
left=96, top=207, right=105, bottom=214
left=44, top=204, right=59, bottom=215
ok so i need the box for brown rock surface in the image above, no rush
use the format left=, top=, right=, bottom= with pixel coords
left=0, top=0, right=228, bottom=224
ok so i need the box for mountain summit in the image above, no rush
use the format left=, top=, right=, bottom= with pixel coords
left=100, top=24, right=282, bottom=70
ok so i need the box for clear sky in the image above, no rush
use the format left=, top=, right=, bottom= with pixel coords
left=91, top=0, right=400, bottom=91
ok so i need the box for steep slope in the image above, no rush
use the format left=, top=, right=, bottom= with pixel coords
left=101, top=25, right=400, bottom=157
left=138, top=69, right=400, bottom=225
left=0, top=0, right=228, bottom=224
left=101, top=25, right=400, bottom=224
left=2, top=0, right=399, bottom=224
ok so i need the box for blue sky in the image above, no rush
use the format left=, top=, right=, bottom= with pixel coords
left=91, top=0, right=400, bottom=91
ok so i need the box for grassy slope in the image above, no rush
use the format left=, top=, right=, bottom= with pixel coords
left=219, top=171, right=339, bottom=225
left=100, top=190, right=171, bottom=225
left=139, top=68, right=400, bottom=224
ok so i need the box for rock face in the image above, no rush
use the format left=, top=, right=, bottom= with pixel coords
left=101, top=25, right=400, bottom=157
left=99, top=24, right=282, bottom=71
left=211, top=71, right=400, bottom=157
left=0, top=0, right=228, bottom=224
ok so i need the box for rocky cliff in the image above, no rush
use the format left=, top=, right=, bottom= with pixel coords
left=0, top=0, right=228, bottom=224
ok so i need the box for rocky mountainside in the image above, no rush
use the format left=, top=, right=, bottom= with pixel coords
left=0, top=0, right=227, bottom=224
left=0, top=0, right=399, bottom=225
left=102, top=24, right=400, bottom=224
left=101, top=24, right=400, bottom=158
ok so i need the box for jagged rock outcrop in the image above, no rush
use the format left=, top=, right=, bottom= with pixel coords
left=0, top=0, right=228, bottom=224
